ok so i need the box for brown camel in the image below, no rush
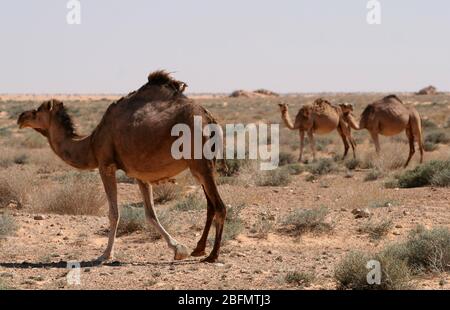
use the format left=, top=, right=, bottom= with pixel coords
left=343, top=95, right=424, bottom=167
left=278, top=99, right=356, bottom=161
left=17, top=71, right=226, bottom=263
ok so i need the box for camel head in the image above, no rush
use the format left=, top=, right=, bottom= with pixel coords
left=278, top=103, right=289, bottom=114
left=339, top=103, right=354, bottom=115
left=17, top=99, right=65, bottom=135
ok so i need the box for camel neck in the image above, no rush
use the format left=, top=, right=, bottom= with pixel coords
left=47, top=125, right=98, bottom=170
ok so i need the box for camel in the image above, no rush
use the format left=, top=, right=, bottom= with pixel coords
left=343, top=95, right=424, bottom=167
left=278, top=99, right=356, bottom=162
left=17, top=70, right=226, bottom=263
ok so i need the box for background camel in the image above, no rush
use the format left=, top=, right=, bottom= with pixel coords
left=278, top=99, right=356, bottom=162
left=17, top=71, right=227, bottom=263
left=343, top=95, right=424, bottom=167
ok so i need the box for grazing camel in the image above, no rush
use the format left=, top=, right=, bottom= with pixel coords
left=343, top=95, right=424, bottom=167
left=17, top=71, right=226, bottom=263
left=278, top=99, right=356, bottom=162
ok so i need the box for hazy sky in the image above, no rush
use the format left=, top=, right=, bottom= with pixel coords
left=0, top=0, right=449, bottom=93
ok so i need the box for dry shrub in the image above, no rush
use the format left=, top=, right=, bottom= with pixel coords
left=256, top=168, right=291, bottom=186
left=359, top=218, right=393, bottom=239
left=0, top=166, right=34, bottom=208
left=0, top=213, right=18, bottom=238
left=285, top=271, right=315, bottom=287
left=334, top=251, right=411, bottom=290
left=282, top=206, right=331, bottom=236
left=153, top=183, right=181, bottom=204
left=341, top=183, right=394, bottom=211
left=394, top=160, right=450, bottom=188
left=359, top=142, right=408, bottom=171
left=117, top=204, right=171, bottom=240
left=0, top=148, right=29, bottom=168
left=173, top=194, right=205, bottom=211
left=38, top=173, right=105, bottom=215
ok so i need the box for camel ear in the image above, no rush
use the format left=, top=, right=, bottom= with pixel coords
left=48, top=100, right=63, bottom=111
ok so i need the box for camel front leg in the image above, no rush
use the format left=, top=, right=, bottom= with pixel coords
left=137, top=180, right=189, bottom=260
left=98, top=166, right=119, bottom=262
left=298, top=130, right=305, bottom=162
left=307, top=130, right=316, bottom=161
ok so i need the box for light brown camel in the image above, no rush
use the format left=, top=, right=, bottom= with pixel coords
left=343, top=95, right=424, bottom=167
left=278, top=99, right=356, bottom=162
left=17, top=71, right=226, bottom=263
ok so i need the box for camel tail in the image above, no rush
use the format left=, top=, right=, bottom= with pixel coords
left=200, top=106, right=229, bottom=173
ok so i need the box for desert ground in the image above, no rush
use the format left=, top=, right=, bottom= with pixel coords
left=0, top=92, right=449, bottom=290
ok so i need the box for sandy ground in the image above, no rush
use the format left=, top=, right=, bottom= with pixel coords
left=1, top=171, right=449, bottom=290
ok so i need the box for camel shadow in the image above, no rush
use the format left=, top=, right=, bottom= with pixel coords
left=0, top=259, right=200, bottom=269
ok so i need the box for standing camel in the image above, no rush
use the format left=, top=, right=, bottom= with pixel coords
left=343, top=95, right=424, bottom=167
left=17, top=71, right=226, bottom=263
left=278, top=99, right=356, bottom=162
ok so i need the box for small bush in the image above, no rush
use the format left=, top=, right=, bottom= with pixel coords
left=222, top=204, right=245, bottom=241
left=396, top=160, right=450, bottom=188
left=421, top=119, right=438, bottom=129
left=278, top=152, right=296, bottom=166
left=345, top=158, right=360, bottom=170
left=307, top=158, right=336, bottom=175
left=117, top=205, right=146, bottom=236
left=218, top=156, right=250, bottom=177
left=0, top=167, right=33, bottom=208
left=285, top=163, right=304, bottom=175
left=40, top=173, right=105, bottom=215
left=256, top=168, right=291, bottom=186
left=116, top=171, right=135, bottom=184
left=423, top=141, right=438, bottom=152
left=0, top=213, right=18, bottom=238
left=153, top=183, right=181, bottom=204
left=117, top=204, right=171, bottom=240
left=173, top=194, right=205, bottom=211
left=385, top=226, right=450, bottom=273
left=217, top=176, right=240, bottom=185
left=360, top=219, right=393, bottom=239
left=425, top=131, right=450, bottom=145
left=364, top=169, right=382, bottom=181
left=282, top=206, right=331, bottom=236
left=369, top=200, right=394, bottom=209
left=334, top=251, right=410, bottom=290
left=250, top=215, right=274, bottom=239
left=285, top=271, right=315, bottom=287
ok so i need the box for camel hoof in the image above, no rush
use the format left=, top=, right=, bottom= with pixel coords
left=191, top=248, right=206, bottom=257
left=201, top=255, right=218, bottom=263
left=96, top=253, right=113, bottom=263
left=174, top=244, right=189, bottom=261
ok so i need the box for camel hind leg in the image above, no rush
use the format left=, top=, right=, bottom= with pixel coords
left=191, top=186, right=215, bottom=257
left=411, top=113, right=424, bottom=164
left=404, top=127, right=416, bottom=168
left=189, top=159, right=226, bottom=263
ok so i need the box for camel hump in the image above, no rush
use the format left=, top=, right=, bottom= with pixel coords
left=147, top=70, right=187, bottom=93
left=383, top=94, right=403, bottom=103
left=312, top=98, right=334, bottom=115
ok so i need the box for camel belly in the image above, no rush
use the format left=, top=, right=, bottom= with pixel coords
left=126, top=160, right=189, bottom=183
left=313, top=116, right=338, bottom=135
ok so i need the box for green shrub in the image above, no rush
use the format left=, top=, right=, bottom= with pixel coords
left=173, top=194, right=205, bottom=211
left=385, top=226, right=450, bottom=273
left=360, top=219, right=393, bottom=239
left=285, top=163, right=304, bottom=175
left=256, top=168, right=291, bottom=186
left=285, top=271, right=315, bottom=287
left=282, top=206, right=331, bottom=235
left=116, top=171, right=135, bottom=184
left=334, top=251, right=410, bottom=290
left=421, top=119, right=438, bottom=129
left=423, top=141, right=438, bottom=152
left=222, top=204, right=245, bottom=241
left=396, top=160, right=450, bottom=188
left=425, top=131, right=450, bottom=144
left=345, top=158, right=360, bottom=170
left=364, top=169, right=382, bottom=181
left=278, top=152, right=296, bottom=166
left=307, top=158, right=337, bottom=175
left=117, top=204, right=171, bottom=240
